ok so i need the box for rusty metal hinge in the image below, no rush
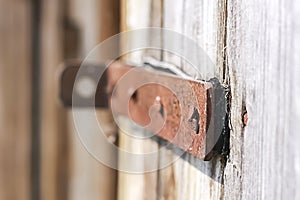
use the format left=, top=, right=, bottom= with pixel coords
left=59, top=60, right=228, bottom=160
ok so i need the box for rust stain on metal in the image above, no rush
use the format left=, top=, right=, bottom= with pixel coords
left=106, top=63, right=213, bottom=159
left=60, top=61, right=227, bottom=160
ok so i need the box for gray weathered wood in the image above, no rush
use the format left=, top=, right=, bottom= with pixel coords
left=119, top=0, right=228, bottom=199
left=224, top=0, right=300, bottom=199
left=117, top=0, right=300, bottom=199
left=158, top=0, right=227, bottom=199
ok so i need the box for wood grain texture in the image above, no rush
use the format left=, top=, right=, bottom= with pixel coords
left=117, top=118, right=159, bottom=200
left=117, top=0, right=300, bottom=199
left=158, top=0, right=227, bottom=199
left=0, top=0, right=31, bottom=199
left=224, top=0, right=300, bottom=199
left=117, top=1, right=159, bottom=200
left=119, top=0, right=228, bottom=199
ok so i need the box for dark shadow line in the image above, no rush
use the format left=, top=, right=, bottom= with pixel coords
left=30, top=0, right=41, bottom=199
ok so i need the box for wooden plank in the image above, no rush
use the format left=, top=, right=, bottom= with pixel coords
left=67, top=0, right=119, bottom=199
left=68, top=109, right=117, bottom=200
left=0, top=0, right=31, bottom=199
left=158, top=0, right=228, bottom=199
left=39, top=0, right=70, bottom=199
left=162, top=0, right=184, bottom=67
left=120, top=0, right=152, bottom=63
left=224, top=0, right=300, bottom=198
left=99, top=0, right=120, bottom=41
left=117, top=1, right=159, bottom=200
left=145, top=0, right=163, bottom=60
left=117, top=118, right=159, bottom=200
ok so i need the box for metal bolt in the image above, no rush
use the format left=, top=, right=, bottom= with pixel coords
left=243, top=112, right=248, bottom=126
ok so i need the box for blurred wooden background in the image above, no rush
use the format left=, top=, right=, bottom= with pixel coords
left=1, top=0, right=300, bottom=200
left=0, top=0, right=119, bottom=199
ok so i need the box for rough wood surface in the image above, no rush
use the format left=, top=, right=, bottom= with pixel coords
left=0, top=0, right=31, bottom=199
left=118, top=0, right=229, bottom=199
left=117, top=1, right=159, bottom=200
left=224, top=0, right=300, bottom=199
left=158, top=0, right=227, bottom=199
left=122, top=0, right=300, bottom=199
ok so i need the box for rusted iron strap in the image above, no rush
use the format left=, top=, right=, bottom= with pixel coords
left=60, top=61, right=228, bottom=160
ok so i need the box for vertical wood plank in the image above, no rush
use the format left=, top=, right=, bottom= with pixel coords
left=162, top=0, right=183, bottom=67
left=0, top=0, right=31, bottom=199
left=291, top=2, right=300, bottom=198
left=117, top=1, right=160, bottom=200
left=117, top=118, right=159, bottom=200
left=158, top=0, right=227, bottom=199
left=39, top=0, right=69, bottom=199
left=99, top=0, right=120, bottom=41
left=67, top=0, right=119, bottom=199
left=225, top=0, right=300, bottom=199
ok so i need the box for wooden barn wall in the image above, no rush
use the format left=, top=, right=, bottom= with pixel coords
left=1, top=0, right=300, bottom=199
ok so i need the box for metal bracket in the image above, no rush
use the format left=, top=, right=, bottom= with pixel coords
left=59, top=60, right=228, bottom=160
